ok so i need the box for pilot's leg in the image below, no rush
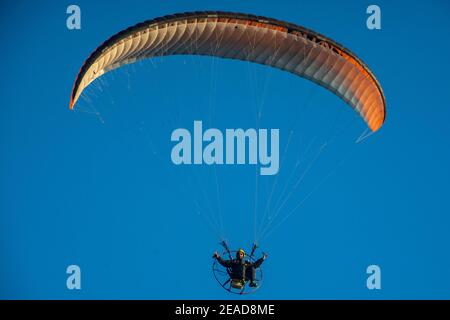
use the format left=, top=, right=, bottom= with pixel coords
left=246, top=266, right=256, bottom=285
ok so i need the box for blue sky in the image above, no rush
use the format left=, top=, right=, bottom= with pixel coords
left=1, top=0, right=450, bottom=299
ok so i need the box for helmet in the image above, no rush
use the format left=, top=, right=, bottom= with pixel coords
left=236, top=248, right=246, bottom=258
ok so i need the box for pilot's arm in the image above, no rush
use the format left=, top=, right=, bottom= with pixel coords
left=252, top=253, right=268, bottom=268
left=213, top=252, right=232, bottom=267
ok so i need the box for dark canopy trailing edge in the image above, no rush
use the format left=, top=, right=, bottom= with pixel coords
left=70, top=11, right=386, bottom=131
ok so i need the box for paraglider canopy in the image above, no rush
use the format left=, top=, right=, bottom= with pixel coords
left=69, top=11, right=386, bottom=132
